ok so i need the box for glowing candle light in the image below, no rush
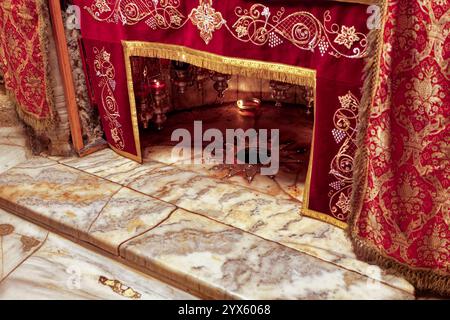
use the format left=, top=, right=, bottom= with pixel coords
left=150, top=79, right=166, bottom=92
left=236, top=98, right=261, bottom=117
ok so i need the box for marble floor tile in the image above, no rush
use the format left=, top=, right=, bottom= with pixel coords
left=179, top=162, right=294, bottom=200
left=128, top=165, right=200, bottom=202
left=0, top=155, right=414, bottom=294
left=121, top=209, right=413, bottom=300
left=273, top=164, right=307, bottom=202
left=0, top=145, right=28, bottom=175
left=0, top=209, right=48, bottom=281
left=127, top=165, right=414, bottom=294
left=60, top=148, right=166, bottom=186
left=143, top=145, right=299, bottom=201
left=253, top=215, right=415, bottom=294
left=0, top=233, right=196, bottom=300
left=143, top=145, right=204, bottom=166
left=0, top=158, right=121, bottom=238
left=84, top=187, right=177, bottom=255
left=0, top=127, right=28, bottom=149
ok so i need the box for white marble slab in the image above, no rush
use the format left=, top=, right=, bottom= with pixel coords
left=0, top=209, right=48, bottom=281
left=127, top=165, right=414, bottom=294
left=121, top=209, right=413, bottom=300
left=0, top=233, right=197, bottom=300
left=60, top=148, right=166, bottom=185
left=84, top=187, right=176, bottom=254
left=0, top=145, right=28, bottom=175
left=0, top=158, right=122, bottom=238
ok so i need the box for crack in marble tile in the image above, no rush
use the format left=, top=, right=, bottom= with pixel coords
left=84, top=187, right=178, bottom=255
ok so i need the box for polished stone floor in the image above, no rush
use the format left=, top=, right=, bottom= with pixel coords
left=0, top=94, right=196, bottom=299
left=0, top=208, right=197, bottom=300
left=0, top=94, right=417, bottom=299
left=0, top=155, right=415, bottom=298
left=140, top=102, right=312, bottom=202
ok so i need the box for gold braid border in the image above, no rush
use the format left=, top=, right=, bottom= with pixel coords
left=348, top=0, right=450, bottom=297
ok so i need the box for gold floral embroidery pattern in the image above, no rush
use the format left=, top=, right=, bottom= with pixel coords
left=228, top=5, right=367, bottom=58
left=93, top=47, right=125, bottom=150
left=329, top=92, right=359, bottom=221
left=99, top=276, right=142, bottom=299
left=84, top=1, right=368, bottom=59
left=334, top=26, right=360, bottom=49
left=86, top=0, right=186, bottom=28
left=0, top=0, right=56, bottom=129
left=352, top=0, right=450, bottom=289
left=94, top=0, right=111, bottom=14
left=405, top=66, right=444, bottom=118
left=190, top=0, right=225, bottom=44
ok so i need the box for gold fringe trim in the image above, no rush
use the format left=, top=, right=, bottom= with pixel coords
left=122, top=42, right=316, bottom=87
left=348, top=0, right=450, bottom=297
left=352, top=237, right=450, bottom=297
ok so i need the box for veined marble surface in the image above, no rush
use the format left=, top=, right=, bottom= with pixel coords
left=127, top=164, right=414, bottom=293
left=60, top=149, right=165, bottom=185
left=143, top=145, right=304, bottom=202
left=57, top=150, right=415, bottom=294
left=0, top=209, right=48, bottom=281
left=0, top=126, right=28, bottom=149
left=85, top=187, right=177, bottom=255
left=0, top=94, right=30, bottom=174
left=0, top=232, right=196, bottom=300
left=0, top=145, right=28, bottom=175
left=121, top=209, right=413, bottom=300
left=0, top=158, right=121, bottom=238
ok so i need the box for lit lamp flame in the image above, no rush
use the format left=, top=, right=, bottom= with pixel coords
left=236, top=98, right=261, bottom=117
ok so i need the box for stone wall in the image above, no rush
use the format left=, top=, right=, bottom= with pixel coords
left=63, top=8, right=104, bottom=147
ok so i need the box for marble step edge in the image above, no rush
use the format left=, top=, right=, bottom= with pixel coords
left=54, top=157, right=414, bottom=296
left=0, top=155, right=415, bottom=296
left=0, top=196, right=414, bottom=300
left=0, top=198, right=220, bottom=300
left=0, top=195, right=315, bottom=300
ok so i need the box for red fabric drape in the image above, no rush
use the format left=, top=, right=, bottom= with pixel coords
left=351, top=0, right=449, bottom=295
left=0, top=0, right=55, bottom=130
